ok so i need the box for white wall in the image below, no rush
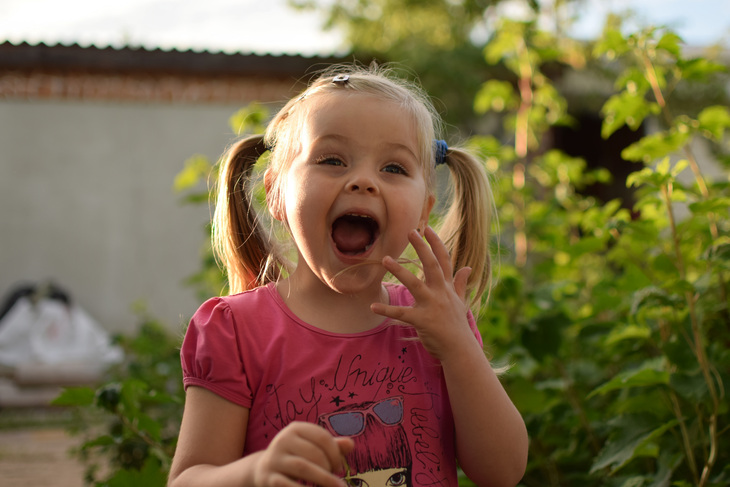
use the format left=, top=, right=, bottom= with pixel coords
left=0, top=99, right=249, bottom=334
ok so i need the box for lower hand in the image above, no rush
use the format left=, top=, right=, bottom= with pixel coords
left=253, top=422, right=353, bottom=487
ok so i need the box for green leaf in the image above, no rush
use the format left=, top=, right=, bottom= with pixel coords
left=621, top=130, right=692, bottom=163
left=505, top=377, right=553, bottom=415
left=133, top=412, right=163, bottom=442
left=484, top=19, right=526, bottom=65
left=669, top=370, right=709, bottom=401
left=605, top=324, right=651, bottom=347
left=688, top=197, right=730, bottom=215
left=698, top=105, right=730, bottom=141
left=656, top=31, right=683, bottom=58
left=228, top=102, right=269, bottom=135
left=626, top=167, right=653, bottom=188
left=678, top=57, right=727, bottom=81
left=106, top=457, right=167, bottom=487
left=630, top=286, right=682, bottom=316
left=81, top=434, right=117, bottom=449
left=601, top=91, right=660, bottom=139
left=173, top=155, right=212, bottom=193
left=619, top=476, right=647, bottom=487
left=590, top=415, right=677, bottom=473
left=594, top=28, right=631, bottom=59
left=589, top=359, right=669, bottom=397
left=474, top=80, right=518, bottom=114
left=52, top=386, right=96, bottom=407
left=701, top=238, right=730, bottom=270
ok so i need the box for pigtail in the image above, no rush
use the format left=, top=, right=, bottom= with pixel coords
left=438, top=147, right=494, bottom=309
left=212, top=134, right=281, bottom=294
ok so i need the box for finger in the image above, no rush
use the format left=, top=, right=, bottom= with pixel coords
left=382, top=255, right=424, bottom=291
left=335, top=437, right=355, bottom=476
left=298, top=423, right=349, bottom=473
left=336, top=437, right=355, bottom=456
left=274, top=423, right=346, bottom=477
left=453, top=266, right=472, bottom=302
left=423, top=226, right=453, bottom=279
left=371, top=301, right=413, bottom=322
left=408, top=229, right=448, bottom=286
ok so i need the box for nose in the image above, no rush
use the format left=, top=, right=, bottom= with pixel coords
left=346, top=169, right=379, bottom=195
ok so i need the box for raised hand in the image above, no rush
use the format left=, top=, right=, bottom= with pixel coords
left=371, top=226, right=476, bottom=361
left=253, top=422, right=353, bottom=487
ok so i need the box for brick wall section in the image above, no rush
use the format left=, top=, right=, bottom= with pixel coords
left=0, top=69, right=302, bottom=103
left=0, top=42, right=345, bottom=103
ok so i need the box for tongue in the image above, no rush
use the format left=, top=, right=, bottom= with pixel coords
left=332, top=217, right=373, bottom=254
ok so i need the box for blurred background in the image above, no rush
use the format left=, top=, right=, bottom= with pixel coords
left=0, top=0, right=727, bottom=335
left=1, top=1, right=729, bottom=486
left=1, top=0, right=726, bottom=335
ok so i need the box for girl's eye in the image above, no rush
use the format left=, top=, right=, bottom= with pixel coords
left=317, top=156, right=344, bottom=166
left=388, top=473, right=407, bottom=486
left=383, top=163, right=407, bottom=175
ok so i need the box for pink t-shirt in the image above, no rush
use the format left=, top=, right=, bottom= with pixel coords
left=181, top=282, right=483, bottom=487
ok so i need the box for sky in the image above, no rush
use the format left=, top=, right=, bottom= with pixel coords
left=0, top=0, right=727, bottom=56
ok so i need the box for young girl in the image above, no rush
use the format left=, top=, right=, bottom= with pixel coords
left=168, top=65, right=528, bottom=487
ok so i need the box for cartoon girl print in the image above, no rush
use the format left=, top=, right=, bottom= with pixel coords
left=319, top=396, right=412, bottom=487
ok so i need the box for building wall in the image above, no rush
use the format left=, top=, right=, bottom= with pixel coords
left=0, top=97, right=257, bottom=333
left=0, top=42, right=337, bottom=335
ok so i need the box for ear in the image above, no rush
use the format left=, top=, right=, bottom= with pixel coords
left=264, top=168, right=285, bottom=222
left=418, top=194, right=435, bottom=235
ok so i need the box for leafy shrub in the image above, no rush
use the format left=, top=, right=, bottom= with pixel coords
left=469, top=18, right=729, bottom=487
left=53, top=312, right=183, bottom=486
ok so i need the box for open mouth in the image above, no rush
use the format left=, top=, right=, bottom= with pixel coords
left=331, top=214, right=379, bottom=256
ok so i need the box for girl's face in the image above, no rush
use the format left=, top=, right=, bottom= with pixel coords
left=273, top=91, right=434, bottom=297
left=346, top=467, right=410, bottom=486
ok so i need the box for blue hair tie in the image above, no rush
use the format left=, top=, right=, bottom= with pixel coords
left=434, top=139, right=448, bottom=166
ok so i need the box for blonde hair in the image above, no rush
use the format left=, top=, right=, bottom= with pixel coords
left=213, top=64, right=495, bottom=308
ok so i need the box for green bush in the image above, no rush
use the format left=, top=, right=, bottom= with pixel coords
left=469, top=19, right=729, bottom=487
left=53, top=311, right=182, bottom=486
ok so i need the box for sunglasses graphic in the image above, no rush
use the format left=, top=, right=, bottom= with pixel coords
left=320, top=396, right=404, bottom=437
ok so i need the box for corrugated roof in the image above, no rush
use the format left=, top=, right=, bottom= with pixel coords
left=0, top=41, right=349, bottom=77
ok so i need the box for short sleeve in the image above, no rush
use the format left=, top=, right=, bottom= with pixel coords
left=180, top=297, right=252, bottom=408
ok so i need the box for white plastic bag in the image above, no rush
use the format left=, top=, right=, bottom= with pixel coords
left=0, top=297, right=123, bottom=368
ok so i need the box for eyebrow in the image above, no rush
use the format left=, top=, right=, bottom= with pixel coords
left=313, top=134, right=419, bottom=161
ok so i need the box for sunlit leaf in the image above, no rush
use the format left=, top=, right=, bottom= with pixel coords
left=601, top=91, right=660, bottom=139
left=656, top=31, right=683, bottom=58
left=474, top=80, right=518, bottom=114
left=173, top=155, right=212, bottom=192
left=229, top=102, right=269, bottom=135
left=698, top=105, right=730, bottom=140
left=605, top=324, right=651, bottom=346
left=621, top=130, right=692, bottom=163
left=593, top=28, right=630, bottom=59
